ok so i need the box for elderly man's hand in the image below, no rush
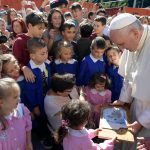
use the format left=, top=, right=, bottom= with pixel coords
left=127, top=121, right=142, bottom=134
left=137, top=137, right=150, bottom=150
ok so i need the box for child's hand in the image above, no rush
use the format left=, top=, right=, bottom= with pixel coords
left=127, top=121, right=142, bottom=134
left=22, top=66, right=35, bottom=83
left=111, top=100, right=125, bottom=106
left=26, top=142, right=33, bottom=150
left=33, top=107, right=41, bottom=116
left=94, top=128, right=102, bottom=136
left=49, top=29, right=57, bottom=39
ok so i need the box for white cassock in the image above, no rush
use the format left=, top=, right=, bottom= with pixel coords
left=118, top=25, right=150, bottom=149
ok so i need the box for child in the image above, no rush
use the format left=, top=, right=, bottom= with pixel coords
left=24, top=37, right=51, bottom=115
left=44, top=73, right=76, bottom=133
left=0, top=18, right=10, bottom=38
left=76, top=22, right=93, bottom=62
left=91, top=16, right=107, bottom=40
left=51, top=41, right=78, bottom=79
left=84, top=73, right=111, bottom=127
left=24, top=38, right=51, bottom=142
left=0, top=77, right=32, bottom=150
left=64, top=12, right=73, bottom=21
left=88, top=11, right=95, bottom=25
left=77, top=37, right=106, bottom=86
left=62, top=21, right=76, bottom=43
left=62, top=21, right=77, bottom=59
left=106, top=46, right=123, bottom=102
left=55, top=99, right=115, bottom=150
left=13, top=12, right=45, bottom=83
left=70, top=2, right=85, bottom=25
left=0, top=54, right=25, bottom=103
left=1, top=54, right=21, bottom=80
left=70, top=2, right=86, bottom=39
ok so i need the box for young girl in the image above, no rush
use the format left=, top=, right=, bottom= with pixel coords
left=43, top=9, right=64, bottom=57
left=0, top=54, right=25, bottom=103
left=55, top=100, right=116, bottom=150
left=77, top=37, right=106, bottom=86
left=51, top=41, right=78, bottom=79
left=6, top=8, right=17, bottom=31
left=44, top=73, right=78, bottom=133
left=106, top=46, right=123, bottom=102
left=0, top=78, right=32, bottom=150
left=9, top=18, right=28, bottom=48
left=84, top=73, right=111, bottom=127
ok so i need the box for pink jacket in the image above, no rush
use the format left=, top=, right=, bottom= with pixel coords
left=0, top=103, right=32, bottom=150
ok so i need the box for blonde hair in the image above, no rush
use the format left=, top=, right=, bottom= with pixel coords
left=0, top=77, right=20, bottom=130
left=56, top=41, right=74, bottom=59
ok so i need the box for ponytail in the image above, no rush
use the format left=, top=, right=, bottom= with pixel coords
left=54, top=126, right=69, bottom=144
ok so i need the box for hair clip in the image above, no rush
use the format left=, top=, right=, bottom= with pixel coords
left=62, top=119, right=70, bottom=127
left=100, top=75, right=106, bottom=79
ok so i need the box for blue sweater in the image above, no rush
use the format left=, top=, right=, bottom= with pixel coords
left=77, top=55, right=105, bottom=86
left=51, top=59, right=78, bottom=77
left=106, top=65, right=123, bottom=102
left=24, top=63, right=51, bottom=112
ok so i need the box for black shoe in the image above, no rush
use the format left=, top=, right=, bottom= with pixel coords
left=41, top=138, right=53, bottom=149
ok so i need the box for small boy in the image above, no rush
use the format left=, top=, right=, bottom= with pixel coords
left=76, top=22, right=93, bottom=62
left=91, top=16, right=107, bottom=40
left=62, top=21, right=78, bottom=59
left=77, top=37, right=106, bottom=86
left=70, top=2, right=87, bottom=40
left=62, top=21, right=76, bottom=42
left=70, top=2, right=85, bottom=25
left=24, top=37, right=51, bottom=147
left=24, top=37, right=51, bottom=115
left=13, top=12, right=45, bottom=82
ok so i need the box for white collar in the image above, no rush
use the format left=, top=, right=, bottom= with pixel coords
left=5, top=103, right=24, bottom=120
left=16, top=75, right=24, bottom=82
left=68, top=127, right=88, bottom=137
left=55, top=59, right=76, bottom=64
left=90, top=54, right=103, bottom=63
left=91, top=88, right=106, bottom=96
left=30, top=60, right=46, bottom=72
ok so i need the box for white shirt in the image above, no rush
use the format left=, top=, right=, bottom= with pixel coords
left=119, top=25, right=150, bottom=129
